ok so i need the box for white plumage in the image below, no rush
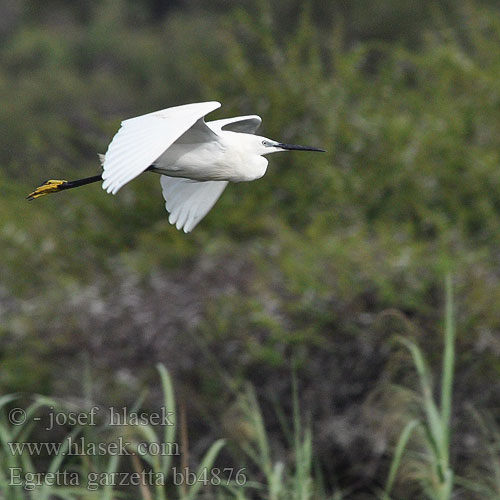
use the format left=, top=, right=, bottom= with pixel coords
left=102, top=102, right=222, bottom=195
left=99, top=101, right=324, bottom=233
left=160, top=177, right=228, bottom=234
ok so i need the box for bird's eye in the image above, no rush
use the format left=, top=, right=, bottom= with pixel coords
left=262, top=140, right=270, bottom=146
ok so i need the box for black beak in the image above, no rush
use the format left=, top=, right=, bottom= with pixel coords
left=277, top=143, right=326, bottom=152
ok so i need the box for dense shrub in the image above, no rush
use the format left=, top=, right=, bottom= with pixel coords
left=2, top=1, right=500, bottom=497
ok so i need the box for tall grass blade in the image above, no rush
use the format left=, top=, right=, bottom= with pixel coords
left=397, top=337, right=442, bottom=455
left=440, top=274, right=455, bottom=469
left=184, top=438, right=225, bottom=500
left=382, top=419, right=419, bottom=500
left=156, top=363, right=176, bottom=476
left=39, top=427, right=81, bottom=500
left=102, top=454, right=121, bottom=500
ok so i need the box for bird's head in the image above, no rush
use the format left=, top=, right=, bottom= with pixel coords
left=252, top=135, right=326, bottom=156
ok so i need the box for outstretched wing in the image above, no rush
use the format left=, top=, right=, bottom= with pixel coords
left=102, top=101, right=221, bottom=194
left=208, top=115, right=261, bottom=134
left=160, top=176, right=228, bottom=233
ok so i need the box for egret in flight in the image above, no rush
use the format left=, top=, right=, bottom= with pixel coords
left=28, top=102, right=325, bottom=232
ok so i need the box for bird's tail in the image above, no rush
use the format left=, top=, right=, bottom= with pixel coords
left=27, top=180, right=69, bottom=200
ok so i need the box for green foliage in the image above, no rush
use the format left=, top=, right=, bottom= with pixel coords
left=0, top=364, right=329, bottom=500
left=2, top=1, right=500, bottom=498
left=0, top=365, right=227, bottom=500
left=383, top=277, right=455, bottom=500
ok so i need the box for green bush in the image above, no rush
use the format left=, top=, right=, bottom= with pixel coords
left=2, top=1, right=500, bottom=497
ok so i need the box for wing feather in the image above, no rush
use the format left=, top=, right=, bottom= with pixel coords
left=102, top=102, right=221, bottom=194
left=207, top=115, right=262, bottom=134
left=160, top=176, right=228, bottom=233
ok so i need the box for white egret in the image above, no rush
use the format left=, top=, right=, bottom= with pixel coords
left=27, top=101, right=325, bottom=232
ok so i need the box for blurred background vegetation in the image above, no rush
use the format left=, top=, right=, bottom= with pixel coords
left=2, top=0, right=500, bottom=498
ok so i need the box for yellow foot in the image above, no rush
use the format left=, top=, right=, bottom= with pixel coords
left=27, top=180, right=68, bottom=200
